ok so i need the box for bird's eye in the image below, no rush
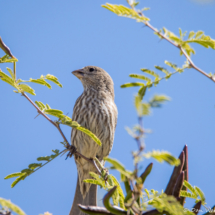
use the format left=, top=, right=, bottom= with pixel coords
left=89, top=68, right=95, bottom=72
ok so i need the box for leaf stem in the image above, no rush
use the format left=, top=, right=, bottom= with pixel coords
left=13, top=62, right=16, bottom=80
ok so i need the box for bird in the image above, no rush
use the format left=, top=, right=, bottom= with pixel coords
left=69, top=66, right=118, bottom=215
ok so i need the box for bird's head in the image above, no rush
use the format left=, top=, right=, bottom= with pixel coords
left=72, top=66, right=114, bottom=98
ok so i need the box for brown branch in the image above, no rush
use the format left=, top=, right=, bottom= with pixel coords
left=172, top=171, right=184, bottom=198
left=0, top=37, right=14, bottom=58
left=192, top=201, right=202, bottom=215
left=127, top=2, right=215, bottom=83
left=22, top=92, right=102, bottom=176
left=165, top=150, right=184, bottom=195
left=180, top=145, right=189, bottom=206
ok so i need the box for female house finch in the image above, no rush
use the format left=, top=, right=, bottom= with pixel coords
left=69, top=66, right=118, bottom=215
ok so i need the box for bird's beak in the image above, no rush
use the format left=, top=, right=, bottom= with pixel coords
left=72, top=69, right=84, bottom=79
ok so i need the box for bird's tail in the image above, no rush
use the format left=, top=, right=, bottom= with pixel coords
left=69, top=176, right=97, bottom=215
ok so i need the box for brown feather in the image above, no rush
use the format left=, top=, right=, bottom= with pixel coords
left=70, top=66, right=117, bottom=215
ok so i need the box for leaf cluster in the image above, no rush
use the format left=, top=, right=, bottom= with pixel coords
left=34, top=101, right=102, bottom=146
left=180, top=180, right=206, bottom=205
left=81, top=146, right=208, bottom=215
left=121, top=60, right=189, bottom=99
left=134, top=93, right=170, bottom=117
left=0, top=198, right=25, bottom=215
left=102, top=3, right=149, bottom=22
left=4, top=149, right=61, bottom=188
left=0, top=68, right=62, bottom=95
left=84, top=171, right=125, bottom=209
left=161, top=28, right=215, bottom=56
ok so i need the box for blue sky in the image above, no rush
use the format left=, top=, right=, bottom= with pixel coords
left=1, top=0, right=215, bottom=214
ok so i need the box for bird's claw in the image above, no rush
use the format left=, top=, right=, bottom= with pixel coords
left=66, top=145, right=77, bottom=159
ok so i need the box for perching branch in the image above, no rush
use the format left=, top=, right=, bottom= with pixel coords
left=0, top=36, right=102, bottom=177
left=128, top=2, right=215, bottom=83
left=22, top=92, right=102, bottom=176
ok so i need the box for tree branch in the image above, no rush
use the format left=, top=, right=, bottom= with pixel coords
left=127, top=2, right=215, bottom=82
left=21, top=92, right=102, bottom=176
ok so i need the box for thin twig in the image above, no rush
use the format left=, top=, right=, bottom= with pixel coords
left=128, top=1, right=215, bottom=82
left=33, top=149, right=66, bottom=175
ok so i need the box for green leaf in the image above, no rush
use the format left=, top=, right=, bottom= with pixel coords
left=120, top=82, right=145, bottom=88
left=11, top=174, right=27, bottom=188
left=0, top=69, right=16, bottom=88
left=45, top=74, right=63, bottom=87
left=187, top=38, right=215, bottom=49
left=149, top=95, right=170, bottom=107
left=134, top=94, right=142, bottom=115
left=46, top=104, right=51, bottom=109
left=35, top=101, right=46, bottom=110
left=195, top=186, right=206, bottom=204
left=181, top=42, right=195, bottom=56
left=110, top=175, right=124, bottom=199
left=144, top=188, right=150, bottom=199
left=143, top=150, right=180, bottom=166
left=6, top=67, right=15, bottom=80
left=188, top=31, right=195, bottom=39
left=179, top=28, right=182, bottom=39
left=182, top=180, right=206, bottom=205
left=141, top=103, right=150, bottom=116
left=44, top=109, right=64, bottom=117
left=21, top=169, right=33, bottom=174
left=18, top=84, right=36, bottom=95
left=149, top=194, right=194, bottom=215
left=163, top=28, right=183, bottom=45
left=89, top=172, right=106, bottom=188
left=138, top=163, right=153, bottom=184
left=0, top=54, right=10, bottom=63
left=133, top=2, right=139, bottom=7
left=183, top=181, right=197, bottom=196
left=75, top=126, right=102, bottom=146
left=186, top=31, right=215, bottom=49
left=111, top=183, right=120, bottom=206
left=104, top=157, right=132, bottom=179
left=83, top=179, right=103, bottom=186
left=4, top=172, right=25, bottom=179
left=129, top=74, right=151, bottom=82
left=134, top=94, right=150, bottom=116
left=164, top=61, right=184, bottom=73
left=37, top=156, right=51, bottom=161
left=141, top=68, right=160, bottom=78
left=52, top=149, right=60, bottom=155
left=155, top=66, right=169, bottom=76
left=102, top=3, right=150, bottom=22
left=29, top=78, right=52, bottom=89
left=0, top=198, right=26, bottom=215
left=180, top=190, right=197, bottom=199
left=138, top=86, right=147, bottom=100
left=28, top=163, right=42, bottom=170
left=195, top=31, right=204, bottom=38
